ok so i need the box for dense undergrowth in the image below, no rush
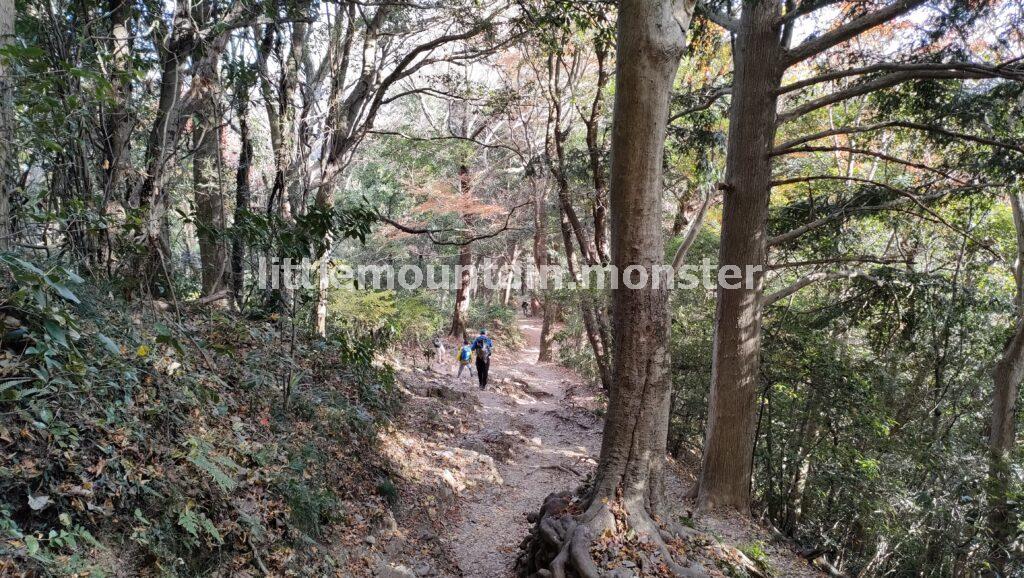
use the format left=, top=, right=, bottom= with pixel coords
left=0, top=255, right=412, bottom=575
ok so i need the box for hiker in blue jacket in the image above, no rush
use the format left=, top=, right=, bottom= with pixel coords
left=472, top=329, right=494, bottom=390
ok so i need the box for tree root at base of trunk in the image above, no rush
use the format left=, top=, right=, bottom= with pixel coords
left=515, top=491, right=710, bottom=578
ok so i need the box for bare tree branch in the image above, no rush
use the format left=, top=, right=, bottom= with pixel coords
left=672, top=187, right=712, bottom=269
left=668, top=87, right=731, bottom=122
left=776, top=69, right=1011, bottom=124
left=783, top=0, right=929, bottom=66
left=774, top=121, right=1024, bottom=154
left=764, top=269, right=879, bottom=306
left=376, top=200, right=530, bottom=246
left=772, top=146, right=967, bottom=182
left=777, top=61, right=1024, bottom=95
left=770, top=256, right=904, bottom=269
left=697, top=1, right=739, bottom=31
left=777, top=0, right=847, bottom=26
left=767, top=189, right=950, bottom=247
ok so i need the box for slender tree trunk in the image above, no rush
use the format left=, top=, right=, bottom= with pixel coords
left=193, top=1, right=228, bottom=299
left=451, top=244, right=472, bottom=339
left=586, top=0, right=692, bottom=531
left=584, top=43, right=611, bottom=265
left=550, top=70, right=613, bottom=391
left=133, top=5, right=196, bottom=295
left=503, top=242, right=520, bottom=305
left=988, top=189, right=1024, bottom=574
left=231, top=95, right=253, bottom=308
left=0, top=0, right=13, bottom=251
left=533, top=181, right=556, bottom=361
left=450, top=164, right=474, bottom=339
left=98, top=0, right=132, bottom=267
left=784, top=404, right=819, bottom=534
left=697, top=0, right=782, bottom=513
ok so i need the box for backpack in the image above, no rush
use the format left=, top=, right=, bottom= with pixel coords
left=473, top=336, right=492, bottom=362
left=459, top=346, right=472, bottom=362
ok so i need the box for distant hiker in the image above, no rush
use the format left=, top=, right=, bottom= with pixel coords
left=522, top=300, right=529, bottom=316
left=456, top=339, right=474, bottom=378
left=432, top=336, right=446, bottom=370
left=472, top=329, right=494, bottom=390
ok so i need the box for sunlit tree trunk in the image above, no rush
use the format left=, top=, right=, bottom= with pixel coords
left=585, top=0, right=692, bottom=530
left=697, top=0, right=782, bottom=513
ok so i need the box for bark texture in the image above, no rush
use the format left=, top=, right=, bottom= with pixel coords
left=193, top=0, right=229, bottom=298
left=231, top=85, right=253, bottom=308
left=697, top=0, right=782, bottom=513
left=450, top=164, right=474, bottom=339
left=0, top=0, right=13, bottom=250
left=988, top=189, right=1024, bottom=573
left=534, top=182, right=556, bottom=362
left=518, top=1, right=702, bottom=576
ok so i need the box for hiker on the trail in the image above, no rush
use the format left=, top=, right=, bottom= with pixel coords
left=472, top=329, right=494, bottom=390
left=522, top=300, right=529, bottom=316
left=432, top=337, right=446, bottom=371
left=456, top=339, right=474, bottom=378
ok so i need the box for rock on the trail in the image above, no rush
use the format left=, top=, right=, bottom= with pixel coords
left=423, top=385, right=466, bottom=401
left=376, top=563, right=416, bottom=578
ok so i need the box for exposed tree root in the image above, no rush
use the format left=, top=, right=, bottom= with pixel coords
left=516, top=491, right=710, bottom=578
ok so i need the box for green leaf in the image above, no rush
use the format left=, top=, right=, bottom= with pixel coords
left=46, top=280, right=81, bottom=304
left=197, top=512, right=223, bottom=544
left=188, top=450, right=238, bottom=492
left=96, top=333, right=121, bottom=355
left=44, top=321, right=67, bottom=347
left=177, top=509, right=199, bottom=538
left=25, top=535, right=39, bottom=556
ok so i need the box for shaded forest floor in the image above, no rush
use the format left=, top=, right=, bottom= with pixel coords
left=378, top=316, right=822, bottom=578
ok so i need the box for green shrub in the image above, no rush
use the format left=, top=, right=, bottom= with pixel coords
left=467, top=302, right=523, bottom=348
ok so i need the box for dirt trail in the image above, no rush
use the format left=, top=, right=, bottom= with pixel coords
left=398, top=316, right=822, bottom=578
left=447, top=317, right=602, bottom=578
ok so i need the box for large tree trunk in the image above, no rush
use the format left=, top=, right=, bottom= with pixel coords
left=697, top=0, right=782, bottom=514
left=589, top=0, right=689, bottom=522
left=988, top=189, right=1024, bottom=574
left=193, top=0, right=229, bottom=299
left=518, top=4, right=699, bottom=575
left=0, top=0, right=13, bottom=251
